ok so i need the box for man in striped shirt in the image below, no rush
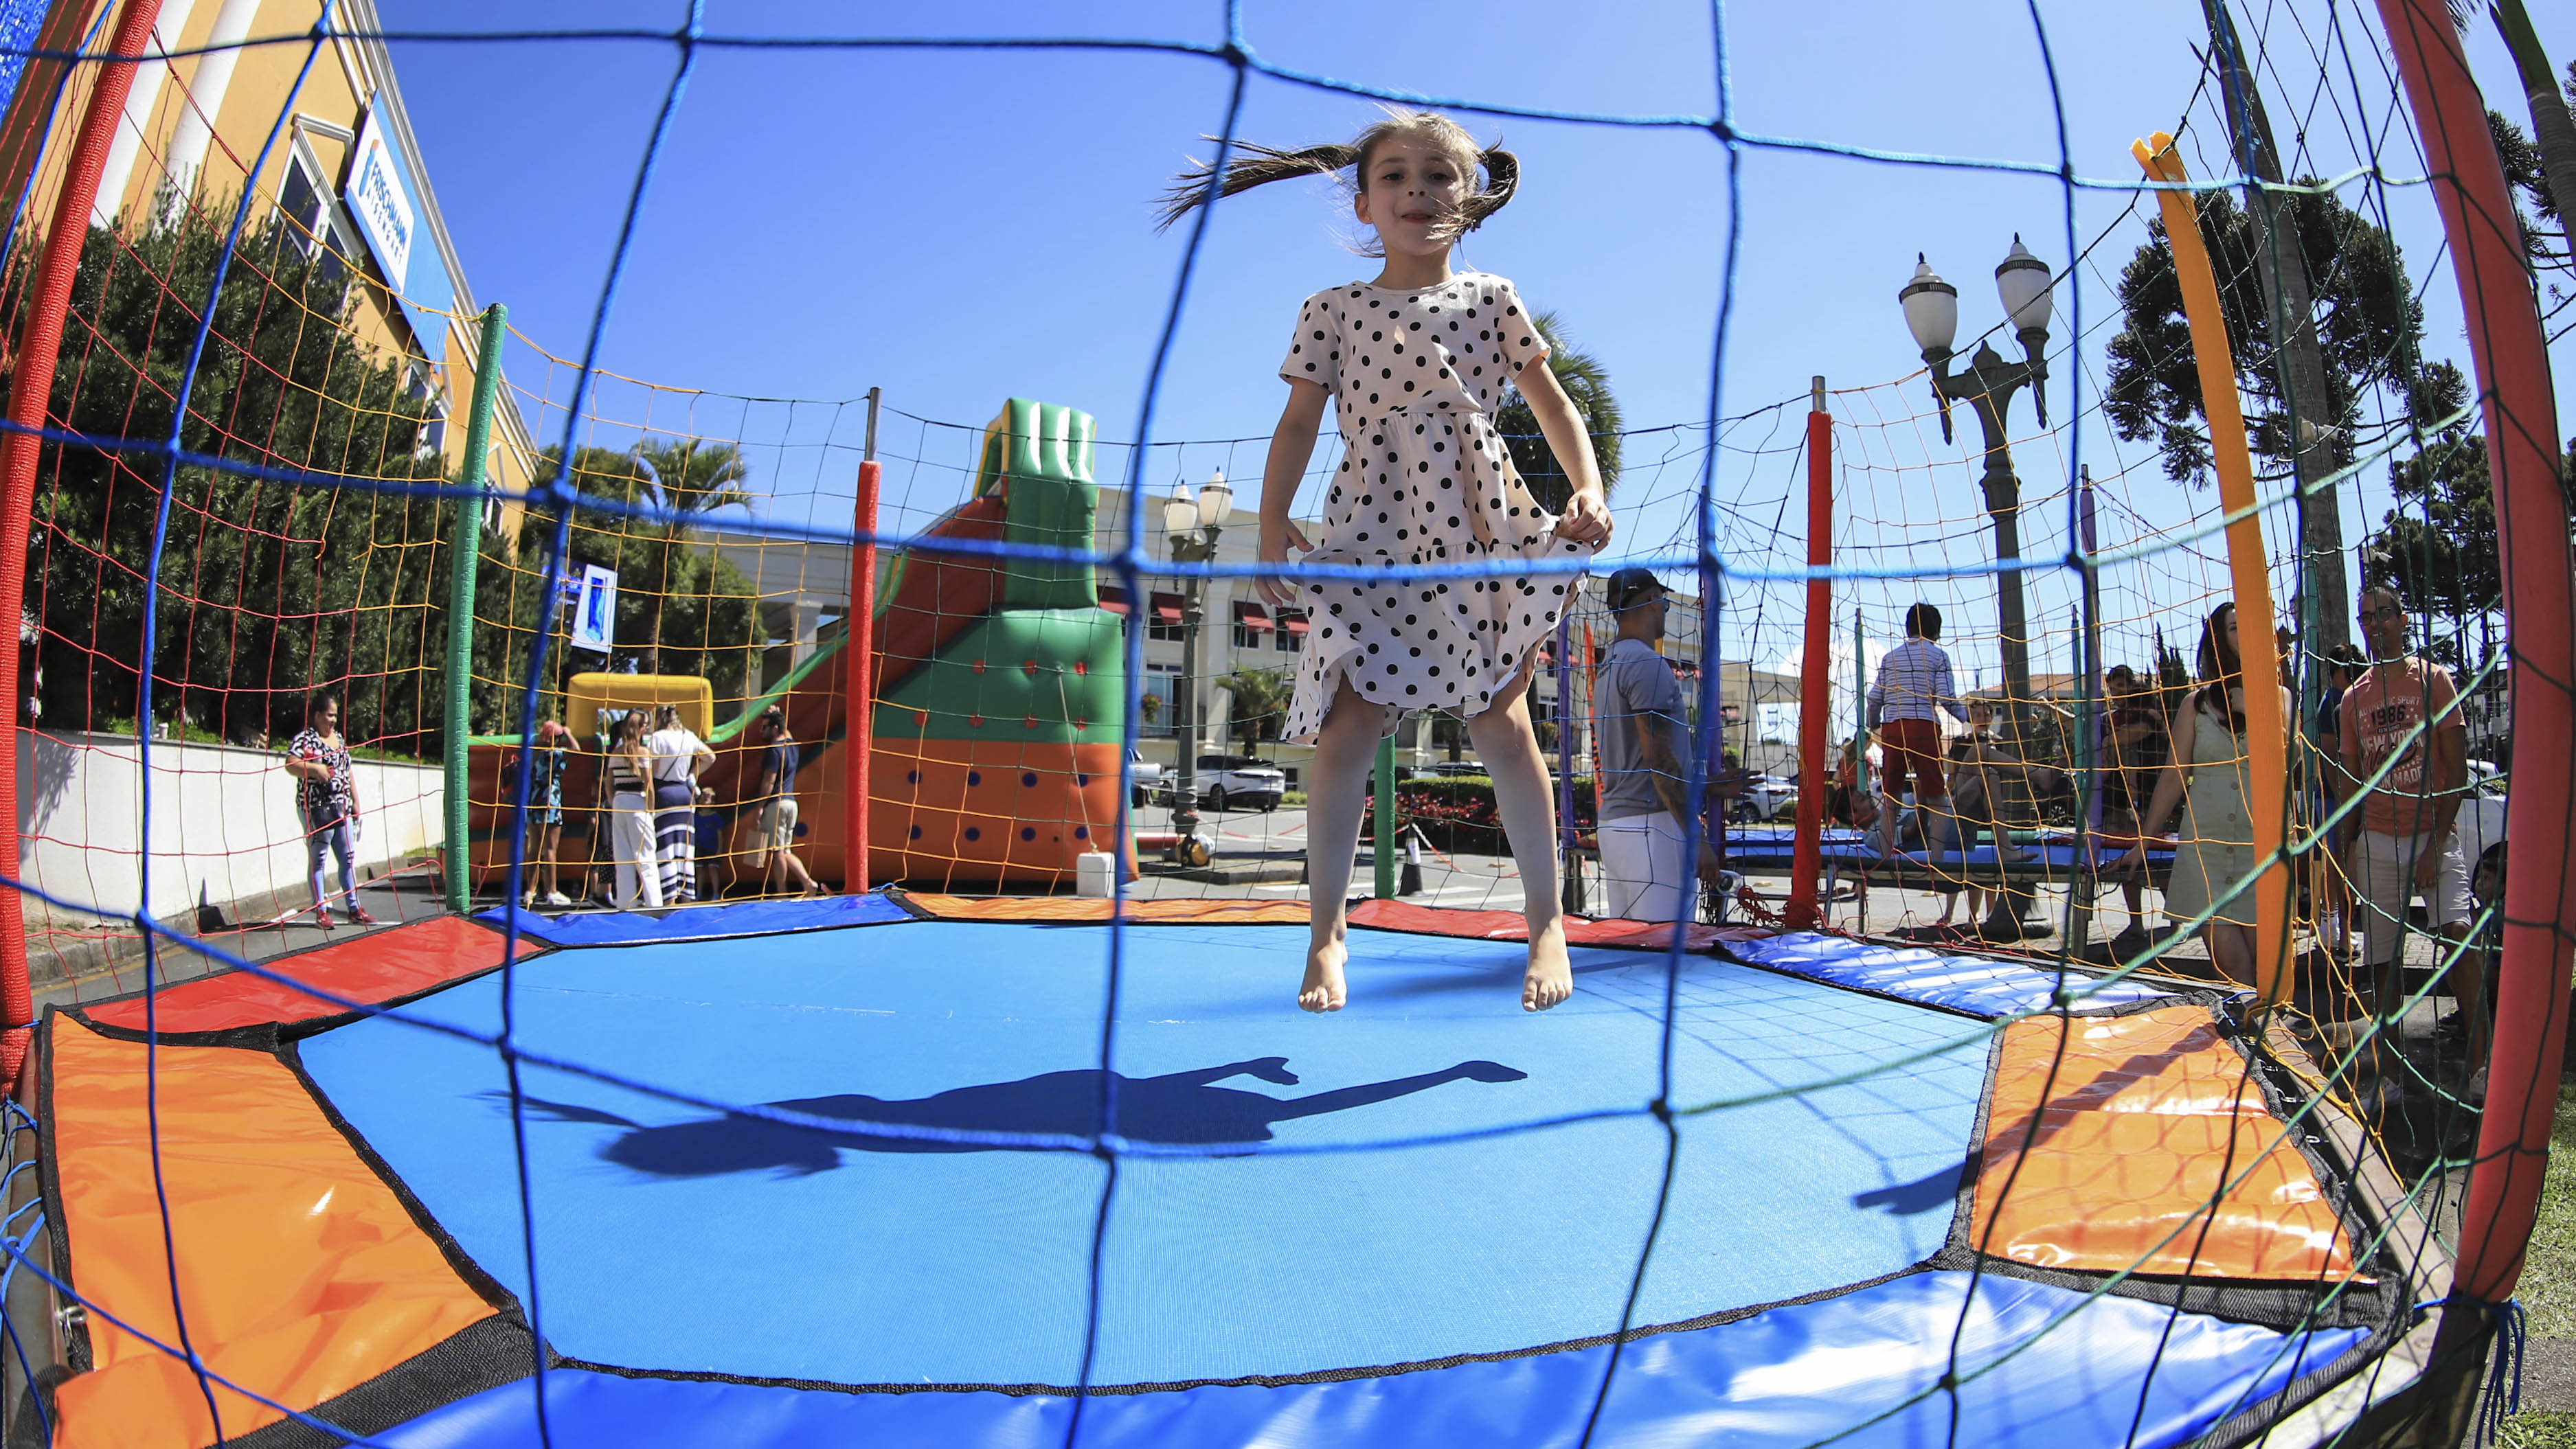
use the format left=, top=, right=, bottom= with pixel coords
left=1864, top=603, right=1971, bottom=860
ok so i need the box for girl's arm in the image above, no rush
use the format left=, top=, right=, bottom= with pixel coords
left=1515, top=361, right=1613, bottom=549
left=1254, top=381, right=1329, bottom=609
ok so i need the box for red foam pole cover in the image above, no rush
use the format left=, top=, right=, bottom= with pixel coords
left=0, top=0, right=170, bottom=1093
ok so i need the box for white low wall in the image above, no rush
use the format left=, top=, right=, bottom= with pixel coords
left=16, top=731, right=444, bottom=925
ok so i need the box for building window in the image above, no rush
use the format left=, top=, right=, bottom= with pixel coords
left=1098, top=583, right=1131, bottom=621
left=277, top=150, right=357, bottom=287
left=1142, top=663, right=1180, bottom=736
left=1147, top=592, right=1184, bottom=643
left=1275, top=609, right=1305, bottom=652
left=1232, top=601, right=1274, bottom=651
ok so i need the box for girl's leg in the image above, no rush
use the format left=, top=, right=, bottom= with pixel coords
left=2203, top=920, right=2257, bottom=988
left=306, top=830, right=328, bottom=912
left=1467, top=669, right=1572, bottom=1012
left=1300, top=674, right=1390, bottom=1012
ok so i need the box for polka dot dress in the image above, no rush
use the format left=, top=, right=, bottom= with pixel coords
left=1276, top=272, right=1595, bottom=744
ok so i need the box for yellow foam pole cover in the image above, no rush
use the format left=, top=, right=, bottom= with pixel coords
left=2132, top=133, right=2293, bottom=1005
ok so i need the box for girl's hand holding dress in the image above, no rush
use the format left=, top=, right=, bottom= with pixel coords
left=1555, top=488, right=1611, bottom=549
left=1255, top=516, right=1313, bottom=610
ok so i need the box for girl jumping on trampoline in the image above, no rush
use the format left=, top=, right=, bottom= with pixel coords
left=1161, top=110, right=1612, bottom=1013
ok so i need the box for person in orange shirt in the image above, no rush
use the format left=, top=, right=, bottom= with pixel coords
left=2338, top=586, right=2480, bottom=1098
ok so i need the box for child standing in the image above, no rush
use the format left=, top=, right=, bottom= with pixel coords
left=1164, top=110, right=1612, bottom=1012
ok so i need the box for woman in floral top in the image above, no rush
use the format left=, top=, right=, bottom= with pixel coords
left=283, top=692, right=375, bottom=928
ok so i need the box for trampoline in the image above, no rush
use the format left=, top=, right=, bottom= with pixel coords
left=25, top=895, right=2431, bottom=1448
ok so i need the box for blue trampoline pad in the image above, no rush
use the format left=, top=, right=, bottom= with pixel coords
left=300, top=922, right=1987, bottom=1391
left=379, top=1272, right=2364, bottom=1449
left=473, top=890, right=914, bottom=946
left=1728, top=931, right=2176, bottom=1017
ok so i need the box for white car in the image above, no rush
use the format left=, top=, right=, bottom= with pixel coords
left=1186, top=754, right=1287, bottom=813
left=2454, top=764, right=2508, bottom=899
left=1727, top=773, right=1798, bottom=823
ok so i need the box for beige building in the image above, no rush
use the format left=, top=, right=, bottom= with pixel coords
left=0, top=0, right=539, bottom=531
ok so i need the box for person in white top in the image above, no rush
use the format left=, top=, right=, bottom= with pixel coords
left=646, top=704, right=715, bottom=904
left=1864, top=604, right=1971, bottom=861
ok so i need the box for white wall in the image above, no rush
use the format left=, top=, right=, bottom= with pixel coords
left=16, top=731, right=444, bottom=924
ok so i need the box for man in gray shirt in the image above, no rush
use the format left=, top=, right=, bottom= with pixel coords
left=1592, top=568, right=1743, bottom=921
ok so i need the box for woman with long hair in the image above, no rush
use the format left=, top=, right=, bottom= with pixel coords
left=605, top=709, right=662, bottom=911
left=2114, top=602, right=2294, bottom=984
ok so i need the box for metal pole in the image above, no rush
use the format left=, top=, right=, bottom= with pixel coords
left=844, top=386, right=880, bottom=893
left=1555, top=611, right=1580, bottom=915
left=1173, top=567, right=1201, bottom=852
left=1787, top=376, right=1832, bottom=929
left=1373, top=733, right=1398, bottom=900
left=2071, top=466, right=2103, bottom=947
left=442, top=303, right=509, bottom=913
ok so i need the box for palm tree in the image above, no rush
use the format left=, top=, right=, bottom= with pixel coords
left=1490, top=310, right=1624, bottom=512
left=2454, top=0, right=2576, bottom=266
left=629, top=438, right=755, bottom=676
left=1219, top=666, right=1291, bottom=753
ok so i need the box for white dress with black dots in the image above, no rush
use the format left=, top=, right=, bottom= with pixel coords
left=1276, top=272, right=1595, bottom=744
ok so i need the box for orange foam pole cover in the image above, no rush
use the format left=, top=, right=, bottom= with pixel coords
left=1785, top=399, right=1832, bottom=928
left=0, top=0, right=169, bottom=1092
left=2131, top=135, right=2293, bottom=1006
left=2376, top=0, right=2576, bottom=1317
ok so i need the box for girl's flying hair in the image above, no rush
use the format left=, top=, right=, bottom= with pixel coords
left=1155, top=108, right=1518, bottom=253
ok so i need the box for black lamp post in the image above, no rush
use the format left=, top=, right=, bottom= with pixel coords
left=1162, top=468, right=1233, bottom=860
left=1900, top=237, right=2056, bottom=749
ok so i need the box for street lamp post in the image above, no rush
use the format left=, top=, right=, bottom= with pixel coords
left=1162, top=468, right=1234, bottom=860
left=1899, top=236, right=2055, bottom=751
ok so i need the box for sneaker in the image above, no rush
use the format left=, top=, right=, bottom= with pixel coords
left=349, top=906, right=381, bottom=926
left=544, top=891, right=573, bottom=908
left=315, top=908, right=335, bottom=931
left=2110, top=924, right=2153, bottom=959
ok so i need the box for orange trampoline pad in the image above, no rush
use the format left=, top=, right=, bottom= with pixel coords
left=46, top=1017, right=501, bottom=1449
left=902, top=894, right=1309, bottom=924
left=1970, top=1005, right=2355, bottom=1280
left=83, top=917, right=514, bottom=1035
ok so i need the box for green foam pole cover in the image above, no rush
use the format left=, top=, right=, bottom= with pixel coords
left=1375, top=734, right=1397, bottom=900
left=444, top=303, right=508, bottom=912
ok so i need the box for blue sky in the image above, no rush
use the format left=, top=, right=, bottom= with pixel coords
left=375, top=1, right=2572, bottom=681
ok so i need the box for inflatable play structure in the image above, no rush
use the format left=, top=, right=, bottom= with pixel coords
left=466, top=399, right=1128, bottom=893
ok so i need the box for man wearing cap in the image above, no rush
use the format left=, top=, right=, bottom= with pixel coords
left=1591, top=568, right=1741, bottom=922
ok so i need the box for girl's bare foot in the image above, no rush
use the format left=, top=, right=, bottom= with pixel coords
left=1300, top=938, right=1348, bottom=1013
left=1523, top=918, right=1573, bottom=1012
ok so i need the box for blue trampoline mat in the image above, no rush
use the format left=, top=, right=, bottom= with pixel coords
left=1727, top=932, right=2177, bottom=1017
left=300, top=920, right=1990, bottom=1391
left=473, top=890, right=914, bottom=946
left=379, top=1272, right=2364, bottom=1449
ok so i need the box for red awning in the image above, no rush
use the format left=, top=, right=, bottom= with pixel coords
left=1283, top=613, right=1310, bottom=635
left=1234, top=602, right=1275, bottom=632
left=1098, top=586, right=1131, bottom=616
left=1151, top=593, right=1184, bottom=624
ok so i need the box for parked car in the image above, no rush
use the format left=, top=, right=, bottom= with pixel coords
left=2454, top=763, right=2508, bottom=899
left=1190, top=754, right=1286, bottom=812
left=1726, top=773, right=1798, bottom=823
left=1127, top=749, right=1167, bottom=810
left=1423, top=760, right=1488, bottom=779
